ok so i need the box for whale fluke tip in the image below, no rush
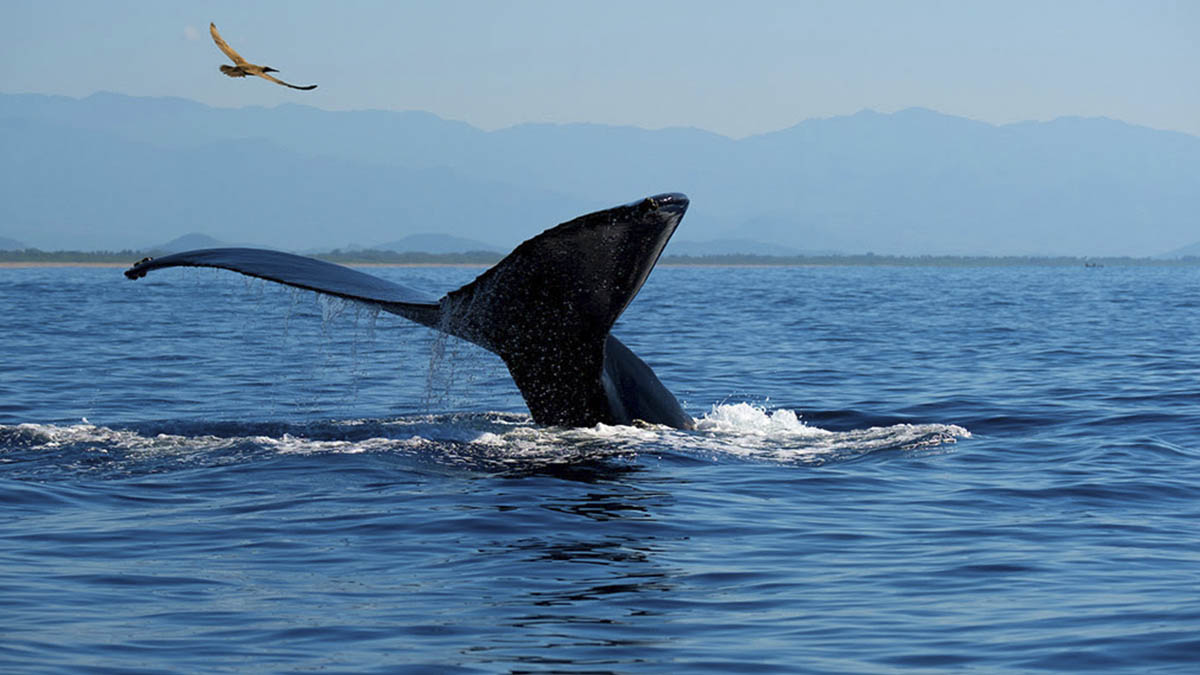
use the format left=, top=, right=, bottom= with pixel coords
left=125, top=257, right=153, bottom=280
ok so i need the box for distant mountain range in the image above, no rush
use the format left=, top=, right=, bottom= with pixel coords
left=150, top=233, right=237, bottom=253
left=1160, top=241, right=1200, bottom=259
left=145, top=232, right=504, bottom=255
left=2, top=91, right=1197, bottom=257
left=373, top=233, right=499, bottom=254
left=666, top=239, right=805, bottom=257
left=0, top=236, right=26, bottom=250
left=149, top=232, right=782, bottom=257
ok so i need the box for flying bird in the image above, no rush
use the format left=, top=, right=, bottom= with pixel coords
left=209, top=22, right=317, bottom=91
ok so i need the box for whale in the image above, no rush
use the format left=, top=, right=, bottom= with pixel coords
left=124, top=193, right=695, bottom=429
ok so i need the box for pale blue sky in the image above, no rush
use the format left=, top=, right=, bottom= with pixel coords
left=2, top=0, right=1196, bottom=138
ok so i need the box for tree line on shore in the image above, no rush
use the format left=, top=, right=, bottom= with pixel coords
left=2, top=248, right=1197, bottom=267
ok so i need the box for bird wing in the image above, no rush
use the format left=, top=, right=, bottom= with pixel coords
left=209, top=23, right=248, bottom=65
left=255, top=71, right=318, bottom=90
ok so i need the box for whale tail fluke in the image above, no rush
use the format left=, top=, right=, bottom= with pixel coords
left=435, top=194, right=689, bottom=426
left=124, top=194, right=693, bottom=429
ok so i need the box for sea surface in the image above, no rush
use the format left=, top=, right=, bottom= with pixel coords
left=1, top=263, right=1197, bottom=673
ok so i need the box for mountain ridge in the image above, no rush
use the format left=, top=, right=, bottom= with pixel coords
left=2, top=91, right=1196, bottom=256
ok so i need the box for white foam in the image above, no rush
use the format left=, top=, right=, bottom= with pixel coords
left=12, top=421, right=223, bottom=454
left=694, top=402, right=831, bottom=438
left=683, top=403, right=970, bottom=463
left=2, top=406, right=970, bottom=471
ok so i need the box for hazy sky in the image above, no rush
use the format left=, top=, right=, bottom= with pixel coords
left=2, top=0, right=1197, bottom=138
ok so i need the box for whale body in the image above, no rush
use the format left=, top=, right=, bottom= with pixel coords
left=125, top=193, right=695, bottom=429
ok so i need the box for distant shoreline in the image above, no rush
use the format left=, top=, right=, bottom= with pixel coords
left=0, top=261, right=130, bottom=268
left=2, top=256, right=1198, bottom=269
left=0, top=261, right=490, bottom=269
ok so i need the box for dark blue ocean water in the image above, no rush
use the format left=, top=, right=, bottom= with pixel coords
left=1, top=264, right=1198, bottom=673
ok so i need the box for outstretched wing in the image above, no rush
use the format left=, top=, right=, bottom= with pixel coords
left=209, top=22, right=248, bottom=65
left=255, top=71, right=318, bottom=90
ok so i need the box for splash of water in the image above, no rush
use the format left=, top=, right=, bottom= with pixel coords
left=1, top=404, right=969, bottom=478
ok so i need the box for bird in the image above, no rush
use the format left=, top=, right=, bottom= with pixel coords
left=209, top=22, right=317, bottom=91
